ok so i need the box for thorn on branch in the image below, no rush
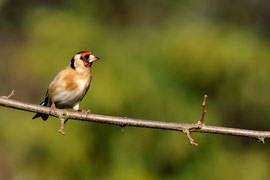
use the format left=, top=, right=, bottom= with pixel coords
left=184, top=128, right=198, bottom=146
left=4, top=90, right=15, bottom=99
left=120, top=125, right=125, bottom=132
left=258, top=137, right=265, bottom=144
left=198, top=95, right=208, bottom=125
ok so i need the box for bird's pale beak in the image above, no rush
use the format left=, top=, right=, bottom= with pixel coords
left=89, top=55, right=100, bottom=62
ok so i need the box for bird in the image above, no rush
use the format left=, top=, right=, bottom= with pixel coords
left=32, top=51, right=100, bottom=121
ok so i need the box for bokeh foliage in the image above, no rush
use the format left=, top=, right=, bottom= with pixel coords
left=1, top=0, right=270, bottom=179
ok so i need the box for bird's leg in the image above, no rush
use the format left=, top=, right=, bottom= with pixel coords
left=58, top=112, right=68, bottom=135
left=49, top=103, right=56, bottom=115
left=73, top=103, right=91, bottom=114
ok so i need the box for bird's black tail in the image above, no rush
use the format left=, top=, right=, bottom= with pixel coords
left=32, top=97, right=49, bottom=121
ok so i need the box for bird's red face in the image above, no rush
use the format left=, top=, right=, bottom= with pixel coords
left=79, top=51, right=100, bottom=68
left=70, top=51, right=100, bottom=71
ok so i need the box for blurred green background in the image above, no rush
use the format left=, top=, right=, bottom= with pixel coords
left=1, top=0, right=270, bottom=179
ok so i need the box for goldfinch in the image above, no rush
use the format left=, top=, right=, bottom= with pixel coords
left=33, top=51, right=100, bottom=120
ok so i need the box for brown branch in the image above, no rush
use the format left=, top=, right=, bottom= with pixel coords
left=1, top=91, right=270, bottom=145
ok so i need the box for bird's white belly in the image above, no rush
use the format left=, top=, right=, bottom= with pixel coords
left=53, top=79, right=88, bottom=108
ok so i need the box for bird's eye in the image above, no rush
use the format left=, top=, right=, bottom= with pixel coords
left=80, top=56, right=84, bottom=60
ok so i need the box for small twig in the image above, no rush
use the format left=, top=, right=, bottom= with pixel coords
left=184, top=128, right=198, bottom=146
left=58, top=118, right=66, bottom=135
left=187, top=94, right=208, bottom=145
left=57, top=111, right=68, bottom=135
left=3, top=90, right=15, bottom=99
left=199, top=95, right=208, bottom=125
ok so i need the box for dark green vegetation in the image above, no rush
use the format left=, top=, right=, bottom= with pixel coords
left=1, top=0, right=270, bottom=179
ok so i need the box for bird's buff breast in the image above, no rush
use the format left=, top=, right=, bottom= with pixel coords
left=52, top=79, right=90, bottom=108
left=49, top=67, right=91, bottom=109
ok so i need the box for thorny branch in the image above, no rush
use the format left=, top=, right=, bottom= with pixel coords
left=1, top=91, right=270, bottom=145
